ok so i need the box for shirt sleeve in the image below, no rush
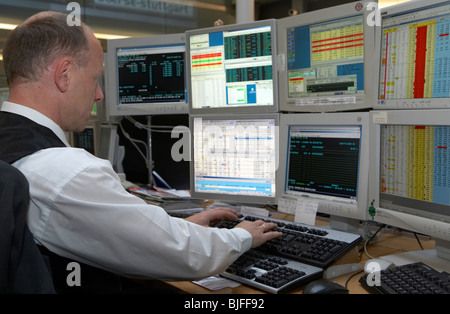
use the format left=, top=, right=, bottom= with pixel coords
left=16, top=148, right=253, bottom=281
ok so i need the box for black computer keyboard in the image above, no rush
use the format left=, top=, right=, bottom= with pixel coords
left=359, top=262, right=450, bottom=294
left=221, top=249, right=323, bottom=294
left=212, top=214, right=362, bottom=293
left=215, top=214, right=362, bottom=268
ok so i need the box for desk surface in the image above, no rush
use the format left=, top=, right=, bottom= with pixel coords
left=166, top=213, right=436, bottom=294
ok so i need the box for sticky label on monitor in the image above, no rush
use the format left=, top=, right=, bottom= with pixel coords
left=372, top=111, right=387, bottom=124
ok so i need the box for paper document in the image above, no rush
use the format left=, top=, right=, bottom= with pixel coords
left=294, top=199, right=319, bottom=225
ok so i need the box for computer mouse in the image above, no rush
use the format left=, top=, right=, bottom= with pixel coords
left=364, top=258, right=394, bottom=274
left=302, top=279, right=349, bottom=294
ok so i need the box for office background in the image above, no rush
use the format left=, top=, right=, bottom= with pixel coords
left=0, top=0, right=411, bottom=189
left=0, top=0, right=411, bottom=89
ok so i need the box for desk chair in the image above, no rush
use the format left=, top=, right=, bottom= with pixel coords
left=0, top=160, right=55, bottom=293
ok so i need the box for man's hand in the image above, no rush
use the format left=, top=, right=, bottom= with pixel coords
left=235, top=219, right=282, bottom=248
left=185, top=208, right=239, bottom=227
left=185, top=208, right=283, bottom=249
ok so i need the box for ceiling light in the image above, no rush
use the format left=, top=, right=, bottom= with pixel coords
left=379, top=0, right=412, bottom=8
left=94, top=33, right=129, bottom=40
left=0, top=22, right=17, bottom=30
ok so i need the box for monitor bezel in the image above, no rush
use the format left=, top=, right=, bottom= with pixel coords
left=186, top=19, right=280, bottom=115
left=278, top=112, right=370, bottom=221
left=105, top=33, right=188, bottom=117
left=373, top=0, right=450, bottom=110
left=189, top=113, right=280, bottom=205
left=277, top=1, right=377, bottom=113
left=369, top=109, right=450, bottom=243
left=97, top=124, right=120, bottom=168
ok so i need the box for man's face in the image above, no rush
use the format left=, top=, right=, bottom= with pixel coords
left=63, top=33, right=104, bottom=132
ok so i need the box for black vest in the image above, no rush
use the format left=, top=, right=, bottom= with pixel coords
left=0, top=111, right=125, bottom=293
left=0, top=111, right=66, bottom=163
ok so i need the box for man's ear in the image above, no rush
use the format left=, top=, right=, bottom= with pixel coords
left=54, top=58, right=73, bottom=93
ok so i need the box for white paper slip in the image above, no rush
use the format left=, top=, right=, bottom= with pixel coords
left=193, top=276, right=241, bottom=291
left=294, top=199, right=319, bottom=225
left=277, top=196, right=297, bottom=215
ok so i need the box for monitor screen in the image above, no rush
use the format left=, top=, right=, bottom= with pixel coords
left=374, top=0, right=450, bottom=109
left=72, top=125, right=96, bottom=155
left=186, top=19, right=279, bottom=114
left=369, top=109, right=450, bottom=263
left=190, top=113, right=279, bottom=205
left=277, top=1, right=377, bottom=112
left=278, top=112, right=370, bottom=221
left=106, top=33, right=188, bottom=116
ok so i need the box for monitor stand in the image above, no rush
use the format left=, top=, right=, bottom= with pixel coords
left=380, top=239, right=450, bottom=273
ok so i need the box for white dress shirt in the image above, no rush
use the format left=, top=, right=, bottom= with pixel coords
left=1, top=101, right=252, bottom=281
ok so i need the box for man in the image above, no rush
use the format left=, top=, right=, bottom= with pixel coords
left=0, top=11, right=281, bottom=292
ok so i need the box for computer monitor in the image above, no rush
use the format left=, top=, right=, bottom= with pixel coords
left=374, top=0, right=450, bottom=110
left=186, top=19, right=279, bottom=114
left=72, top=125, right=97, bottom=155
left=369, top=109, right=450, bottom=270
left=190, top=113, right=279, bottom=205
left=106, top=33, right=188, bottom=116
left=277, top=1, right=377, bottom=112
left=97, top=124, right=123, bottom=172
left=278, top=112, right=370, bottom=229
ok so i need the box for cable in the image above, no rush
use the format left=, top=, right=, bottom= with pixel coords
left=345, top=223, right=388, bottom=290
left=124, top=116, right=189, bottom=134
left=118, top=119, right=151, bottom=169
left=344, top=269, right=364, bottom=289
left=119, top=115, right=190, bottom=183
left=361, top=224, right=387, bottom=260
left=413, top=233, right=424, bottom=250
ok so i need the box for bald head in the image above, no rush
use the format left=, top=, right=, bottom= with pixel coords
left=3, top=11, right=92, bottom=87
left=24, top=11, right=63, bottom=24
